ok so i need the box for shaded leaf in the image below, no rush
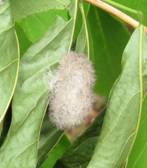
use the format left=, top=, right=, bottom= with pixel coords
left=15, top=24, right=32, bottom=56
left=41, top=135, right=70, bottom=168
left=37, top=114, right=63, bottom=167
left=55, top=112, right=105, bottom=168
left=0, top=103, right=12, bottom=146
left=87, top=5, right=130, bottom=96
left=87, top=26, right=144, bottom=168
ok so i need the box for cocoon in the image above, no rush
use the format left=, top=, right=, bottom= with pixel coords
left=49, top=52, right=95, bottom=129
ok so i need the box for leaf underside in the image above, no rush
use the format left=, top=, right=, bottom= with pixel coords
left=0, top=1, right=19, bottom=128
left=88, top=27, right=144, bottom=168
left=0, top=17, right=75, bottom=168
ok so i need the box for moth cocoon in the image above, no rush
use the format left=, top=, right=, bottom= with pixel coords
left=49, top=51, right=95, bottom=129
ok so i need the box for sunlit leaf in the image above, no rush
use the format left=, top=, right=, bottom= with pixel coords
left=17, top=10, right=69, bottom=43
left=0, top=1, right=19, bottom=126
left=87, top=26, right=144, bottom=168
left=126, top=30, right=147, bottom=168
left=0, top=16, right=76, bottom=168
left=127, top=97, right=147, bottom=168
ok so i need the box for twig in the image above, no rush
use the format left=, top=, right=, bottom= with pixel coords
left=85, top=0, right=147, bottom=33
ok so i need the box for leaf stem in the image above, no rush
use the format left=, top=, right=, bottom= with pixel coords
left=79, top=3, right=90, bottom=59
left=103, top=0, right=139, bottom=15
left=68, top=0, right=78, bottom=51
left=104, top=0, right=143, bottom=25
left=85, top=0, right=147, bottom=33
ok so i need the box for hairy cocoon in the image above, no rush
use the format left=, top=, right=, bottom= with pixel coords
left=49, top=52, right=95, bottom=129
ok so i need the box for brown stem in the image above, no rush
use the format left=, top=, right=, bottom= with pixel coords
left=85, top=0, right=147, bottom=33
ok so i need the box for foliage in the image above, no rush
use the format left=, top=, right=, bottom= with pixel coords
left=0, top=0, right=147, bottom=168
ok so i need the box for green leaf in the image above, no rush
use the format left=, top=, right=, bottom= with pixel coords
left=37, top=114, right=63, bottom=167
left=15, top=24, right=32, bottom=56
left=10, top=0, right=70, bottom=21
left=55, top=112, right=105, bottom=168
left=15, top=10, right=68, bottom=56
left=0, top=14, right=77, bottom=168
left=41, top=135, right=70, bottom=168
left=127, top=96, right=147, bottom=168
left=112, top=0, right=147, bottom=26
left=76, top=2, right=90, bottom=57
left=126, top=31, right=147, bottom=167
left=0, top=0, right=78, bottom=166
left=87, top=26, right=144, bottom=168
left=17, top=10, right=69, bottom=43
left=79, top=5, right=130, bottom=96
left=76, top=25, right=87, bottom=54
left=0, top=1, right=19, bottom=124
left=89, top=6, right=130, bottom=96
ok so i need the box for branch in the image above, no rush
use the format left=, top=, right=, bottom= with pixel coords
left=85, top=0, right=147, bottom=33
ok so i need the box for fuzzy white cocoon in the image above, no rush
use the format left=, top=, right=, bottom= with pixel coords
left=49, top=52, right=95, bottom=129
